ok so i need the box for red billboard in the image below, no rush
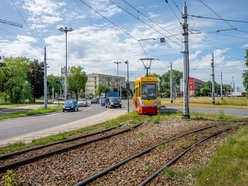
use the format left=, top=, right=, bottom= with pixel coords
left=189, top=77, right=195, bottom=91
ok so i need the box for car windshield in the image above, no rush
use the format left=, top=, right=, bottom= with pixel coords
left=109, top=97, right=119, bottom=102
left=65, top=100, right=76, bottom=104
left=79, top=99, right=86, bottom=102
left=141, top=82, right=156, bottom=100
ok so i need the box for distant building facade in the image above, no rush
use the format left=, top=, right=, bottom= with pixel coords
left=180, top=77, right=205, bottom=96
left=85, top=73, right=125, bottom=96
left=189, top=77, right=205, bottom=96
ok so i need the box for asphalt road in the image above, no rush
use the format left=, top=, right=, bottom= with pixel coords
left=0, top=102, right=247, bottom=143
left=0, top=104, right=107, bottom=141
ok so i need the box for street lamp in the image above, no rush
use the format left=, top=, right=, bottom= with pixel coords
left=114, top=61, right=122, bottom=98
left=58, top=26, right=73, bottom=100
left=124, top=61, right=129, bottom=113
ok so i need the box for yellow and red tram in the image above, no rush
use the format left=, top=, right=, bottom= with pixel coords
left=133, top=76, right=161, bottom=115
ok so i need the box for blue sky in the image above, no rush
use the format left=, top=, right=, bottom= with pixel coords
left=0, top=0, right=247, bottom=91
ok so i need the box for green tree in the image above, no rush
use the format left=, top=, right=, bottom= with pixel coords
left=27, top=60, right=44, bottom=103
left=200, top=87, right=211, bottom=96
left=96, top=84, right=110, bottom=96
left=243, top=49, right=248, bottom=94
left=3, top=57, right=30, bottom=103
left=67, top=66, right=87, bottom=100
left=160, top=70, right=183, bottom=93
left=47, top=74, right=62, bottom=99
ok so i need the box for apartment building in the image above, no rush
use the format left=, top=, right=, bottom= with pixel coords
left=180, top=77, right=205, bottom=96
left=85, top=73, right=125, bottom=96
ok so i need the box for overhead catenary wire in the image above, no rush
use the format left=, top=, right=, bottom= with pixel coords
left=21, top=0, right=46, bottom=46
left=197, top=0, right=236, bottom=30
left=120, top=0, right=182, bottom=45
left=164, top=0, right=182, bottom=25
left=79, top=0, right=151, bottom=56
left=110, top=0, right=182, bottom=47
left=171, top=0, right=183, bottom=15
left=10, top=0, right=45, bottom=47
left=188, top=14, right=248, bottom=24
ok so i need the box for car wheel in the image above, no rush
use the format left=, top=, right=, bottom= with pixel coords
left=119, top=105, right=122, bottom=108
left=77, top=108, right=79, bottom=111
left=63, top=109, right=65, bottom=112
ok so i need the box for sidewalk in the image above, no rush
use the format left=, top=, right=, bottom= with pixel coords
left=0, top=109, right=127, bottom=146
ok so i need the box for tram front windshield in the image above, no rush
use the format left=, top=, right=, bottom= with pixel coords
left=142, top=82, right=156, bottom=100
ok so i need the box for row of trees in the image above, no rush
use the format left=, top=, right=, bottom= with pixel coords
left=149, top=70, right=232, bottom=97
left=0, top=57, right=87, bottom=103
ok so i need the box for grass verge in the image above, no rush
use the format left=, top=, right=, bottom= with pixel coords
left=0, top=106, right=62, bottom=120
left=0, top=112, right=143, bottom=155
left=195, top=126, right=248, bottom=186
left=161, top=97, right=248, bottom=109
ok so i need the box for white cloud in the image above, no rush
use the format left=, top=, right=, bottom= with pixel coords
left=242, top=44, right=248, bottom=48
left=22, top=0, right=66, bottom=28
left=89, top=0, right=122, bottom=18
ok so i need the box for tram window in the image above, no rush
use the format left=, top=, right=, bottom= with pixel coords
left=142, top=82, right=156, bottom=99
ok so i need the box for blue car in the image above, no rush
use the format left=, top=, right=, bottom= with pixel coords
left=63, top=99, right=79, bottom=112
left=100, top=98, right=106, bottom=106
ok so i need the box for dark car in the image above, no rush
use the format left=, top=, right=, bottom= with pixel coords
left=105, top=97, right=122, bottom=108
left=100, top=98, right=106, bottom=106
left=63, top=99, right=79, bottom=112
left=91, top=97, right=99, bottom=104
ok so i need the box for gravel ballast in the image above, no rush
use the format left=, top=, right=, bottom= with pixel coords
left=0, top=119, right=240, bottom=185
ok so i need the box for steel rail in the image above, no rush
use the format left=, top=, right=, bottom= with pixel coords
left=0, top=121, right=128, bottom=160
left=74, top=124, right=216, bottom=186
left=138, top=127, right=232, bottom=186
left=0, top=122, right=144, bottom=173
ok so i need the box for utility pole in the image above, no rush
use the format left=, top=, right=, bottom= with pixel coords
left=211, top=53, right=215, bottom=104
left=124, top=61, right=130, bottom=113
left=58, top=26, right=73, bottom=100
left=220, top=72, right=223, bottom=100
left=44, top=46, right=48, bottom=108
left=170, top=62, right=173, bottom=103
left=232, top=76, right=235, bottom=92
left=182, top=1, right=190, bottom=118
left=114, top=61, right=122, bottom=98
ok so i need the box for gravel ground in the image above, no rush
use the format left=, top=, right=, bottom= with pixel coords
left=0, top=119, right=239, bottom=185
left=0, top=123, right=130, bottom=167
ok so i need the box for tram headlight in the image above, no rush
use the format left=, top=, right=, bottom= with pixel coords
left=153, top=99, right=158, bottom=106
left=139, top=99, right=144, bottom=106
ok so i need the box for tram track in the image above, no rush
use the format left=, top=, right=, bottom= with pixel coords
left=0, top=121, right=144, bottom=173
left=0, top=119, right=246, bottom=185
left=74, top=122, right=246, bottom=186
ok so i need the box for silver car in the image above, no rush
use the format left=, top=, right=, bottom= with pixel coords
left=78, top=98, right=88, bottom=107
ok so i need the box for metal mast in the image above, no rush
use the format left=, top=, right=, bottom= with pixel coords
left=44, top=46, right=48, bottom=108
left=124, top=61, right=130, bottom=112
left=170, top=62, right=173, bottom=103
left=182, top=1, right=190, bottom=118
left=58, top=26, right=73, bottom=100
left=211, top=53, right=215, bottom=104
left=114, top=61, right=122, bottom=98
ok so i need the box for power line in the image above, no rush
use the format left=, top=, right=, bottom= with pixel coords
left=0, top=18, right=22, bottom=28
left=171, top=0, right=183, bottom=15
left=120, top=0, right=182, bottom=46
left=21, top=0, right=46, bottom=46
left=79, top=0, right=137, bottom=40
left=10, top=0, right=45, bottom=47
left=189, top=14, right=248, bottom=24
left=164, top=0, right=182, bottom=25
left=198, top=0, right=236, bottom=30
